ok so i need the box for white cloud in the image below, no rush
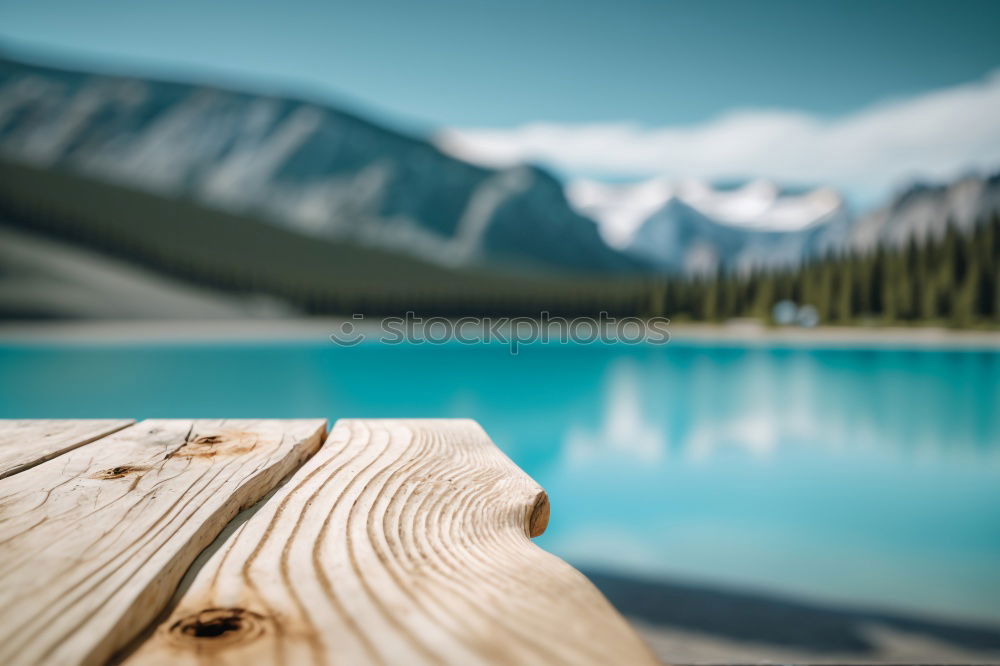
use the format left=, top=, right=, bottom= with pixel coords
left=435, top=71, right=1000, bottom=200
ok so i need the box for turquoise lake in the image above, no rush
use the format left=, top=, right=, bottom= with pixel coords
left=2, top=339, right=998, bottom=624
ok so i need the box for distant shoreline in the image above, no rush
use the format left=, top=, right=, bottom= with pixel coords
left=1, top=318, right=1000, bottom=349
left=665, top=320, right=1000, bottom=349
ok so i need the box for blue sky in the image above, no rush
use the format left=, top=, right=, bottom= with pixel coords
left=2, top=0, right=999, bottom=201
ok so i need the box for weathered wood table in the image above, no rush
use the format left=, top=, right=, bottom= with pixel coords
left=0, top=418, right=658, bottom=665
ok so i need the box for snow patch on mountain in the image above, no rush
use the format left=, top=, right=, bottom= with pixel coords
left=566, top=177, right=846, bottom=248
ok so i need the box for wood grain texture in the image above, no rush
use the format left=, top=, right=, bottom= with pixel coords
left=0, top=418, right=326, bottom=666
left=126, top=418, right=659, bottom=666
left=0, top=419, right=134, bottom=479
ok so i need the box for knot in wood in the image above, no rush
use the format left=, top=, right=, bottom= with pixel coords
left=92, top=465, right=145, bottom=479
left=528, top=491, right=550, bottom=537
left=169, top=431, right=259, bottom=459
left=168, top=608, right=266, bottom=648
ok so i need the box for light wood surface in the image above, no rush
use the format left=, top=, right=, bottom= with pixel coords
left=125, top=418, right=658, bottom=666
left=0, top=418, right=326, bottom=666
left=0, top=419, right=133, bottom=479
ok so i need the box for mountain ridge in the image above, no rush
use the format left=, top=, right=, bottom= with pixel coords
left=1, top=50, right=998, bottom=284
left=0, top=53, right=641, bottom=276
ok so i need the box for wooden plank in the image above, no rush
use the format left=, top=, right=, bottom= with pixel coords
left=0, top=418, right=326, bottom=666
left=125, top=419, right=658, bottom=666
left=0, top=419, right=134, bottom=479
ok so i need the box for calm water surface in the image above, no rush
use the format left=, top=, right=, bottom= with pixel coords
left=2, top=339, right=998, bottom=623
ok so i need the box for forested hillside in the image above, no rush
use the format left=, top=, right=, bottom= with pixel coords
left=3, top=148, right=996, bottom=326
left=0, top=159, right=656, bottom=318
left=658, top=215, right=1000, bottom=327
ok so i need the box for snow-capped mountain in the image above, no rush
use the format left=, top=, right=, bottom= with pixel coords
left=568, top=177, right=852, bottom=273
left=845, top=173, right=1000, bottom=252
left=0, top=54, right=638, bottom=275
left=568, top=177, right=845, bottom=246
left=568, top=172, right=1000, bottom=275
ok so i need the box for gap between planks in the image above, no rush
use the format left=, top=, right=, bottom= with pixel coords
left=0, top=419, right=134, bottom=479
left=0, top=418, right=327, bottom=666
